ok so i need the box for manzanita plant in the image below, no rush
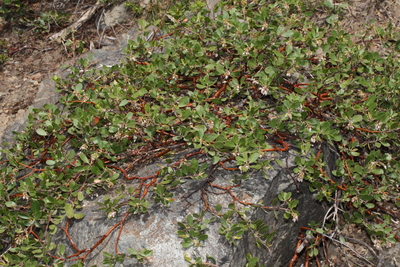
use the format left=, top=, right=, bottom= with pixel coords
left=0, top=0, right=399, bottom=266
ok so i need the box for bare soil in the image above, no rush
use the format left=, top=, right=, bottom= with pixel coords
left=0, top=0, right=399, bottom=266
left=0, top=0, right=133, bottom=137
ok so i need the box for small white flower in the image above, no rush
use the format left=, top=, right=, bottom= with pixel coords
left=221, top=39, right=226, bottom=47
left=261, top=22, right=268, bottom=31
left=268, top=113, right=278, bottom=120
left=22, top=192, right=29, bottom=201
left=373, top=239, right=382, bottom=250
left=285, top=112, right=292, bottom=120
left=250, top=79, right=259, bottom=85
left=346, top=123, right=354, bottom=130
left=311, top=135, right=317, bottom=143
left=242, top=46, right=251, bottom=56
left=297, top=170, right=304, bottom=182
left=292, top=213, right=298, bottom=223
left=80, top=144, right=88, bottom=151
left=91, top=152, right=99, bottom=162
left=108, top=211, right=117, bottom=219
left=224, top=70, right=231, bottom=80
left=239, top=164, right=250, bottom=173
left=260, top=86, right=269, bottom=96
left=296, top=105, right=304, bottom=112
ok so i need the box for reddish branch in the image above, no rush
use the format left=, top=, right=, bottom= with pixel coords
left=69, top=100, right=96, bottom=105
left=69, top=218, right=125, bottom=262
left=206, top=82, right=229, bottom=100
left=115, top=213, right=129, bottom=255
left=355, top=127, right=385, bottom=133
left=288, top=237, right=303, bottom=267
left=261, top=138, right=289, bottom=152
left=219, top=157, right=238, bottom=170
left=208, top=182, right=290, bottom=212
left=59, top=219, right=86, bottom=255
left=289, top=227, right=327, bottom=267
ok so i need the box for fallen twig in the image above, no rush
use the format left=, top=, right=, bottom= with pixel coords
left=49, top=1, right=103, bottom=42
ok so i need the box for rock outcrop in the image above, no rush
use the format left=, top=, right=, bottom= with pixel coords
left=52, top=149, right=327, bottom=266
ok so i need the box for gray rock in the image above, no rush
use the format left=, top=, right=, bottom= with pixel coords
left=380, top=242, right=400, bottom=267
left=231, top=171, right=326, bottom=266
left=52, top=149, right=327, bottom=266
left=97, top=3, right=132, bottom=30
left=0, top=76, right=61, bottom=147
left=0, top=25, right=150, bottom=150
left=207, top=0, right=220, bottom=10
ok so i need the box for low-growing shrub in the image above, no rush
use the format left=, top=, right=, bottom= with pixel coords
left=0, top=0, right=399, bottom=266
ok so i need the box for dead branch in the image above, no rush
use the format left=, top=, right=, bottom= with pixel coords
left=49, top=1, right=103, bottom=43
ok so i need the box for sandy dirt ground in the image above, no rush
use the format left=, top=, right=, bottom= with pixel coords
left=0, top=0, right=132, bottom=139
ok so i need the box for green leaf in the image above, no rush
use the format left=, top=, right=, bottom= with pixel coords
left=91, top=165, right=101, bottom=175
left=58, top=244, right=66, bottom=256
left=77, top=192, right=84, bottom=201
left=46, top=160, right=56, bottom=165
left=204, top=133, right=217, bottom=142
left=31, top=200, right=41, bottom=218
left=247, top=256, right=259, bottom=267
left=351, top=115, right=363, bottom=123
left=178, top=96, right=190, bottom=107
left=215, top=204, right=222, bottom=212
left=288, top=199, right=299, bottom=209
left=97, top=159, right=105, bottom=169
left=196, top=105, right=205, bottom=117
left=198, top=234, right=208, bottom=241
left=186, top=215, right=193, bottom=226
left=79, top=153, right=90, bottom=164
left=277, top=25, right=285, bottom=35
left=74, top=213, right=85, bottom=219
left=304, top=11, right=313, bottom=17
left=138, top=19, right=148, bottom=29
left=248, top=152, right=259, bottom=163
left=365, top=203, right=375, bottom=209
left=184, top=254, right=192, bottom=262
left=282, top=30, right=294, bottom=37
left=75, top=83, right=83, bottom=91
left=142, top=249, right=154, bottom=257
left=119, top=99, right=129, bottom=106
left=36, top=128, right=48, bottom=136
left=144, top=125, right=157, bottom=137
left=177, top=222, right=186, bottom=229
left=5, top=201, right=16, bottom=207
left=372, top=168, right=384, bottom=175
left=323, top=0, right=334, bottom=8
left=65, top=204, right=74, bottom=219
left=182, top=241, right=192, bottom=248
